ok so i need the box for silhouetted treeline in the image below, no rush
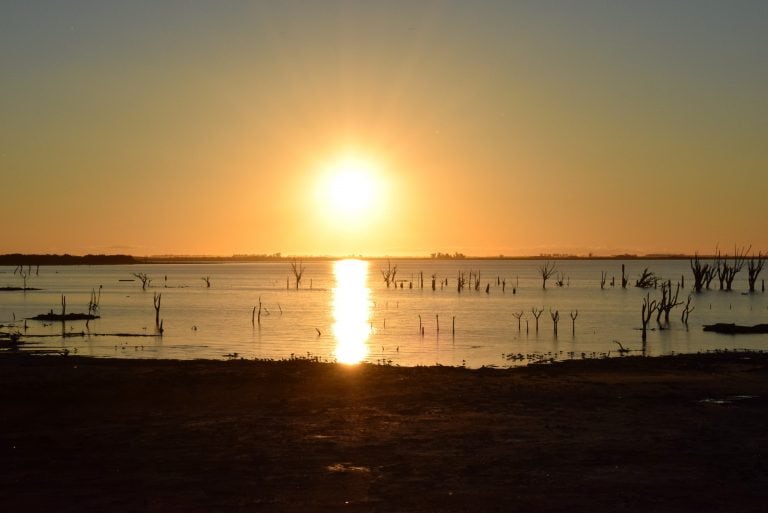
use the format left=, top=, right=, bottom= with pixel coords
left=430, top=252, right=467, bottom=259
left=145, top=253, right=293, bottom=263
left=0, top=254, right=138, bottom=266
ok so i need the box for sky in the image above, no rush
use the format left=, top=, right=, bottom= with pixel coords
left=2, top=0, right=767, bottom=257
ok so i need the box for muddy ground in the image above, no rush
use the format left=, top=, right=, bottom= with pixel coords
left=2, top=352, right=768, bottom=512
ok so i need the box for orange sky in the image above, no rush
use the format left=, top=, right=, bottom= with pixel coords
left=2, top=2, right=767, bottom=257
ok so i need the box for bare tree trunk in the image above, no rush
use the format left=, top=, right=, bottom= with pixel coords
left=531, top=308, right=543, bottom=332
left=641, top=293, right=658, bottom=344
left=540, top=261, right=556, bottom=289
left=570, top=310, right=578, bottom=335
left=550, top=309, right=560, bottom=337
left=154, top=293, right=162, bottom=328
left=747, top=252, right=765, bottom=293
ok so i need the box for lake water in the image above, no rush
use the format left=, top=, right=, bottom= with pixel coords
left=1, top=259, right=767, bottom=367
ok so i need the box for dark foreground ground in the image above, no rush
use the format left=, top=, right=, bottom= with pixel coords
left=2, top=352, right=768, bottom=513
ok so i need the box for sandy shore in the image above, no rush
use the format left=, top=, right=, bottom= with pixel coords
left=2, top=352, right=768, bottom=512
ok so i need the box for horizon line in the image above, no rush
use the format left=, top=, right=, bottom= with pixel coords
left=0, top=251, right=751, bottom=262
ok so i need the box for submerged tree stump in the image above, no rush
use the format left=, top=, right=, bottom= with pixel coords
left=702, top=323, right=768, bottom=334
left=29, top=312, right=99, bottom=321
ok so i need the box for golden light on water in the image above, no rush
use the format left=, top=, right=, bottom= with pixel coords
left=332, top=259, right=372, bottom=364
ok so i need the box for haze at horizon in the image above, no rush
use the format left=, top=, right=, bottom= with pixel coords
left=2, top=1, right=767, bottom=257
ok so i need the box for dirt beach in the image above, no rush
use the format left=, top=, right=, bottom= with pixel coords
left=2, top=352, right=768, bottom=512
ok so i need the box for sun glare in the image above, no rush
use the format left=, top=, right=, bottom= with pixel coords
left=315, top=155, right=386, bottom=229
left=332, top=259, right=372, bottom=364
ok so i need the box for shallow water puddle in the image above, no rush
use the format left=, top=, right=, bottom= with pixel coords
left=699, top=395, right=759, bottom=405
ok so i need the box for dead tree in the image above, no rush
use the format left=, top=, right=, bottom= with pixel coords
left=133, top=273, right=151, bottom=290
left=550, top=309, right=560, bottom=337
left=290, top=260, right=306, bottom=289
left=202, top=276, right=211, bottom=288
left=467, top=270, right=481, bottom=291
left=621, top=264, right=628, bottom=289
left=431, top=273, right=437, bottom=291
left=635, top=268, right=657, bottom=289
left=715, top=251, right=726, bottom=290
left=457, top=271, right=466, bottom=293
left=614, top=340, right=631, bottom=355
left=153, top=293, right=162, bottom=328
left=570, top=310, right=578, bottom=335
left=512, top=311, right=524, bottom=332
left=641, top=293, right=658, bottom=344
left=681, top=294, right=694, bottom=325
left=600, top=271, right=607, bottom=289
left=539, top=261, right=557, bottom=289
left=380, top=260, right=397, bottom=288
left=88, top=287, right=101, bottom=313
left=18, top=268, right=29, bottom=289
left=704, top=262, right=718, bottom=290
left=61, top=294, right=67, bottom=333
left=86, top=287, right=101, bottom=329
left=747, top=252, right=765, bottom=293
left=690, top=254, right=711, bottom=293
left=531, top=308, right=544, bottom=332
left=658, top=281, right=682, bottom=324
left=721, top=245, right=750, bottom=291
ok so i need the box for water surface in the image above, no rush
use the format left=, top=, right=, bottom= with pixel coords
left=1, top=259, right=766, bottom=367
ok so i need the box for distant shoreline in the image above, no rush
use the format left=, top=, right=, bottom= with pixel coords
left=1, top=253, right=714, bottom=266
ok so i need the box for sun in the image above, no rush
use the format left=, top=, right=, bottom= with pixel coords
left=326, top=161, right=376, bottom=215
left=315, top=155, right=387, bottom=228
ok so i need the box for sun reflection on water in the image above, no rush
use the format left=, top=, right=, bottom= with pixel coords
left=332, top=259, right=372, bottom=364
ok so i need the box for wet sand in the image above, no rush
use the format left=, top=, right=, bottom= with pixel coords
left=2, top=352, right=768, bottom=512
